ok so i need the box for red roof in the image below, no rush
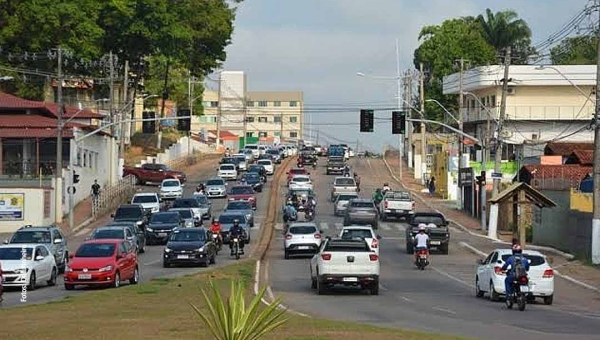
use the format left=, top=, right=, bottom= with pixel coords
left=544, top=142, right=593, bottom=156
left=208, top=130, right=239, bottom=139
left=566, top=150, right=594, bottom=166
left=0, top=128, right=73, bottom=138
left=0, top=114, right=109, bottom=138
left=0, top=92, right=104, bottom=119
left=522, top=164, right=592, bottom=182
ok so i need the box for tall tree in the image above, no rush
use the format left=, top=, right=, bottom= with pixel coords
left=476, top=9, right=535, bottom=63
left=550, top=35, right=597, bottom=65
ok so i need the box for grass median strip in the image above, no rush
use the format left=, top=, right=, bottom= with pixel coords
left=2, top=256, right=469, bottom=340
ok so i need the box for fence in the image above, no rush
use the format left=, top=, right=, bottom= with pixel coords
left=92, top=175, right=137, bottom=219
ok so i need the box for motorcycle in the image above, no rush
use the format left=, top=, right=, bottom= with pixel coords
left=312, top=161, right=317, bottom=169
left=297, top=162, right=304, bottom=168
left=305, top=209, right=314, bottom=221
left=505, top=274, right=529, bottom=311
left=211, top=233, right=222, bottom=254
left=230, top=237, right=243, bottom=260
left=415, top=248, right=429, bottom=270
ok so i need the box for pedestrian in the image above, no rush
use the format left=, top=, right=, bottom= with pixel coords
left=428, top=176, right=436, bottom=196
left=91, top=179, right=101, bottom=204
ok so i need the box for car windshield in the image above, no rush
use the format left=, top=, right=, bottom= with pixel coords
left=218, top=215, right=246, bottom=224
left=234, top=156, right=245, bottom=162
left=293, top=177, right=310, bottom=182
left=115, top=207, right=141, bottom=218
left=75, top=243, right=116, bottom=258
left=11, top=231, right=51, bottom=243
left=132, top=195, right=158, bottom=203
left=169, top=231, right=205, bottom=242
left=338, top=195, right=358, bottom=201
left=162, top=180, right=180, bottom=187
left=341, top=229, right=373, bottom=239
left=350, top=201, right=374, bottom=208
left=173, top=199, right=199, bottom=208
left=412, top=216, right=445, bottom=226
left=206, top=179, right=224, bottom=186
left=290, top=169, right=305, bottom=174
left=92, top=229, right=124, bottom=239
left=246, top=145, right=258, bottom=150
left=231, top=187, right=253, bottom=194
left=335, top=178, right=355, bottom=186
left=0, top=247, right=33, bottom=260
left=289, top=226, right=317, bottom=234
left=257, top=161, right=271, bottom=165
left=151, top=213, right=179, bottom=223
left=172, top=209, right=193, bottom=219
left=243, top=174, right=260, bottom=180
left=227, top=201, right=252, bottom=210
left=267, top=150, right=278, bottom=154
left=387, top=191, right=410, bottom=199
left=501, top=254, right=546, bottom=266
left=221, top=165, right=235, bottom=170
left=193, top=195, right=208, bottom=204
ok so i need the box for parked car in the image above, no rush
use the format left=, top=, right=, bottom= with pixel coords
left=131, top=192, right=161, bottom=214
left=163, top=228, right=217, bottom=268
left=104, top=221, right=146, bottom=253
left=284, top=222, right=323, bottom=259
left=64, top=239, right=139, bottom=290
left=159, top=178, right=184, bottom=200
left=111, top=204, right=149, bottom=229
left=172, top=198, right=203, bottom=220
left=334, top=193, right=359, bottom=216
left=339, top=225, right=381, bottom=255
left=286, top=168, right=310, bottom=183
left=289, top=174, right=313, bottom=190
left=168, top=208, right=200, bottom=228
left=5, top=225, right=68, bottom=273
left=218, top=212, right=252, bottom=244
left=191, top=193, right=212, bottom=219
left=380, top=190, right=415, bottom=221
left=228, top=185, right=258, bottom=209
left=343, top=198, right=379, bottom=229
left=87, top=226, right=141, bottom=253
left=241, top=172, right=264, bottom=192
left=224, top=200, right=255, bottom=227
left=256, top=159, right=274, bottom=175
left=205, top=177, right=228, bottom=198
left=123, top=163, right=186, bottom=185
left=475, top=249, right=555, bottom=305
left=146, top=212, right=183, bottom=245
left=217, top=164, right=238, bottom=181
left=0, top=244, right=58, bottom=290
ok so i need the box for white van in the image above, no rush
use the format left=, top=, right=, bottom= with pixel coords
left=245, top=144, right=259, bottom=157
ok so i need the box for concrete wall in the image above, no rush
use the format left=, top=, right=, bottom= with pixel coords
left=135, top=136, right=217, bottom=169
left=570, top=189, right=592, bottom=213
left=0, top=187, right=55, bottom=233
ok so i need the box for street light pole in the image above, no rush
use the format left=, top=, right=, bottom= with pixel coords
left=592, top=9, right=600, bottom=264
left=55, top=46, right=64, bottom=225
left=395, top=38, right=403, bottom=181
left=419, top=63, right=427, bottom=184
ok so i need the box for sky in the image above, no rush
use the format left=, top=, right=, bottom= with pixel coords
left=222, top=0, right=591, bottom=152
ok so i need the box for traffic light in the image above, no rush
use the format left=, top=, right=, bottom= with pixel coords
left=142, top=111, right=156, bottom=134
left=475, top=171, right=486, bottom=186
left=177, top=109, right=191, bottom=132
left=392, top=111, right=406, bottom=134
left=360, top=109, right=374, bottom=132
left=73, top=171, right=80, bottom=184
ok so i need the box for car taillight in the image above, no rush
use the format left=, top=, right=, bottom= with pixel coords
left=314, top=233, right=321, bottom=239
left=369, top=254, right=379, bottom=261
left=384, top=201, right=388, bottom=209
left=249, top=197, right=255, bottom=201
left=285, top=234, right=292, bottom=240
left=321, top=253, right=331, bottom=260
left=371, top=239, right=378, bottom=248
left=494, top=266, right=505, bottom=275
left=543, top=269, right=554, bottom=278
left=518, top=276, right=529, bottom=285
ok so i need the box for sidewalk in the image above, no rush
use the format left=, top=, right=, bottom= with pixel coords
left=384, top=154, right=600, bottom=293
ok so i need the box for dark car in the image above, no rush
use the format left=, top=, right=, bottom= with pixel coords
left=163, top=228, right=217, bottom=268
left=146, top=212, right=183, bottom=245
left=406, top=212, right=450, bottom=254
left=247, top=164, right=267, bottom=182
left=343, top=198, right=379, bottom=229
left=220, top=157, right=237, bottom=165
left=266, top=149, right=282, bottom=163
left=241, top=172, right=263, bottom=192
left=228, top=185, right=258, bottom=209
left=111, top=204, right=149, bottom=228
left=105, top=221, right=146, bottom=253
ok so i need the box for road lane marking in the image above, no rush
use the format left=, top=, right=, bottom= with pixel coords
left=143, top=259, right=161, bottom=266
left=432, top=306, right=456, bottom=315
left=74, top=228, right=90, bottom=237
left=380, top=223, right=391, bottom=231
left=431, top=266, right=471, bottom=289
left=394, top=225, right=406, bottom=232
left=320, top=222, right=329, bottom=230
left=401, top=296, right=413, bottom=302
left=459, top=241, right=487, bottom=257
left=379, top=284, right=388, bottom=291
left=334, top=222, right=343, bottom=229
left=367, top=159, right=373, bottom=169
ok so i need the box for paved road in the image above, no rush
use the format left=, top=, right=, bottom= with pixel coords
left=0, top=157, right=276, bottom=308
left=266, top=157, right=600, bottom=340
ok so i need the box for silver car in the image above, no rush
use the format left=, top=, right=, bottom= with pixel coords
left=87, top=226, right=140, bottom=252
left=192, top=193, right=212, bottom=219
left=343, top=198, right=379, bottom=229
left=334, top=193, right=359, bottom=216
left=168, top=208, right=200, bottom=228
left=283, top=222, right=323, bottom=259
left=205, top=178, right=228, bottom=198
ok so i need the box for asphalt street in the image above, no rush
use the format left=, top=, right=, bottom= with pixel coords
left=266, top=156, right=600, bottom=340
left=0, top=157, right=274, bottom=308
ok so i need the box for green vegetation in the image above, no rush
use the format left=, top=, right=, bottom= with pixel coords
left=551, top=35, right=597, bottom=65
left=125, top=128, right=184, bottom=165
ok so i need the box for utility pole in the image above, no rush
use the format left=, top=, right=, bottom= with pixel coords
left=419, top=62, right=427, bottom=184
left=109, top=51, right=115, bottom=137
left=591, top=5, right=600, bottom=264
left=493, top=46, right=511, bottom=198
left=157, top=58, right=170, bottom=149
left=55, top=46, right=64, bottom=224
left=395, top=38, right=403, bottom=181
left=279, top=113, right=283, bottom=145
left=243, top=98, right=248, bottom=148
left=216, top=73, right=222, bottom=150
left=456, top=58, right=467, bottom=209
left=405, top=70, right=414, bottom=169
left=119, top=59, right=129, bottom=157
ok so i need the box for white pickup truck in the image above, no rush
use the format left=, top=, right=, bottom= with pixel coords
left=310, top=237, right=380, bottom=295
left=380, top=190, right=415, bottom=221
left=330, top=177, right=358, bottom=201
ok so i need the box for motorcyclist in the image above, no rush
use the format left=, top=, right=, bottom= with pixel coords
left=501, top=244, right=530, bottom=299
left=414, top=224, right=430, bottom=262
left=290, top=192, right=299, bottom=207
left=372, top=188, right=384, bottom=212
left=239, top=177, right=248, bottom=185
left=353, top=173, right=361, bottom=191
left=228, top=219, right=246, bottom=255
left=382, top=183, right=391, bottom=193
left=283, top=201, right=297, bottom=223
left=209, top=217, right=223, bottom=245
left=343, top=165, right=350, bottom=176
left=196, top=183, right=205, bottom=193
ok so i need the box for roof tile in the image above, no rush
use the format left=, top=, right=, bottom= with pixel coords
left=544, top=142, right=594, bottom=156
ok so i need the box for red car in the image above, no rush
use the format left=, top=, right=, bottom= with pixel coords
left=64, top=239, right=139, bottom=290
left=286, top=168, right=310, bottom=183
left=228, top=185, right=258, bottom=209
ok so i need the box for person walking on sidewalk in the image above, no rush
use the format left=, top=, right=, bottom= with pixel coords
left=428, top=176, right=436, bottom=196
left=91, top=180, right=101, bottom=204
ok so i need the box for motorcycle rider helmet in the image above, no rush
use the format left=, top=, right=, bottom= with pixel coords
left=212, top=217, right=218, bottom=224
left=418, top=223, right=427, bottom=232
left=512, top=244, right=523, bottom=254
left=233, top=219, right=240, bottom=226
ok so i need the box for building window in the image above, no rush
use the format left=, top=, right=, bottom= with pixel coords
left=258, top=116, right=268, bottom=123
left=289, top=116, right=298, bottom=123
left=246, top=116, right=255, bottom=123
left=246, top=101, right=254, bottom=107
left=274, top=131, right=281, bottom=137
left=289, top=101, right=298, bottom=107
left=274, top=115, right=282, bottom=123
left=274, top=101, right=281, bottom=107
left=491, top=95, right=496, bottom=107
left=289, top=131, right=298, bottom=138
left=200, top=116, right=217, bottom=123
left=210, top=101, right=218, bottom=107
left=246, top=132, right=254, bottom=137
left=259, top=131, right=267, bottom=137
left=258, top=101, right=267, bottom=107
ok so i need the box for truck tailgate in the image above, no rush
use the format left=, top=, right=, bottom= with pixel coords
left=321, top=252, right=379, bottom=275
left=385, top=199, right=413, bottom=210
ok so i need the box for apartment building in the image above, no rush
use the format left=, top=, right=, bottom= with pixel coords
left=191, top=71, right=304, bottom=144
left=443, top=65, right=595, bottom=162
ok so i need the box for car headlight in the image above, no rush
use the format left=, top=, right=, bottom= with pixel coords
left=186, top=221, right=193, bottom=227
left=14, top=268, right=28, bottom=274
left=146, top=227, right=153, bottom=232
left=99, top=265, right=113, bottom=272
left=152, top=206, right=159, bottom=212
left=164, top=248, right=172, bottom=253
left=197, top=247, right=204, bottom=252
left=65, top=266, right=73, bottom=272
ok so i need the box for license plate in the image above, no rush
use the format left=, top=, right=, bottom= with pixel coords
left=520, top=285, right=529, bottom=292
left=419, top=255, right=427, bottom=259
left=343, top=277, right=358, bottom=282
left=177, top=255, right=189, bottom=259
left=158, top=233, right=168, bottom=237
left=298, top=246, right=310, bottom=250
left=78, top=274, right=92, bottom=280
left=430, top=241, right=441, bottom=245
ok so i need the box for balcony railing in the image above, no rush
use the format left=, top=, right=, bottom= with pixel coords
left=461, top=105, right=594, bottom=123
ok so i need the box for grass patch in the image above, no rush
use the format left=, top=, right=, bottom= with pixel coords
left=1, top=260, right=470, bottom=340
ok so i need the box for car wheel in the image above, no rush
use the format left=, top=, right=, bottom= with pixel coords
left=113, top=272, right=121, bottom=288
left=406, top=243, right=413, bottom=254
left=489, top=281, right=499, bottom=301
left=440, top=244, right=449, bottom=255
left=475, top=277, right=484, bottom=298
left=284, top=249, right=290, bottom=259
left=139, top=242, right=146, bottom=253
left=47, top=267, right=57, bottom=286
left=317, top=278, right=327, bottom=295
left=543, top=295, right=554, bottom=305
left=311, top=277, right=317, bottom=289
left=64, top=284, right=74, bottom=290
left=129, top=267, right=140, bottom=284
left=200, top=258, right=209, bottom=267
left=370, top=282, right=379, bottom=295
left=163, top=261, right=170, bottom=268
left=381, top=214, right=387, bottom=221
left=28, top=271, right=36, bottom=291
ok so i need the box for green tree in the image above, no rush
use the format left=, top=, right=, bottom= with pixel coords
left=476, top=9, right=535, bottom=63
left=550, top=35, right=597, bottom=65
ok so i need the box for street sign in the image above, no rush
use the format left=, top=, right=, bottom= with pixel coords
left=458, top=167, right=473, bottom=187
left=491, top=172, right=502, bottom=179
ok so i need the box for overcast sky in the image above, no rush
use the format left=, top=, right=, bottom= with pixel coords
left=222, top=0, right=589, bottom=151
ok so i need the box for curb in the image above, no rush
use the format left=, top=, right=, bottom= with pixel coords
left=67, top=217, right=95, bottom=236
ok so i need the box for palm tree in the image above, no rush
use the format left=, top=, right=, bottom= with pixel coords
left=477, top=9, right=532, bottom=51
left=191, top=280, right=288, bottom=340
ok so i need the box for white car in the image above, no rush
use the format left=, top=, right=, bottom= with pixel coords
left=284, top=222, right=323, bottom=259
left=245, top=144, right=260, bottom=157
left=333, top=193, right=359, bottom=216
left=218, top=164, right=238, bottom=180
left=256, top=159, right=274, bottom=175
left=205, top=178, right=228, bottom=198
left=233, top=154, right=248, bottom=171
left=348, top=149, right=355, bottom=158
left=339, top=225, right=381, bottom=254
left=258, top=145, right=268, bottom=155
left=131, top=192, right=160, bottom=213
left=242, top=149, right=255, bottom=162
left=475, top=248, right=555, bottom=305
left=310, top=238, right=380, bottom=295
left=159, top=178, right=184, bottom=200
left=289, top=175, right=313, bottom=190
left=0, top=244, right=58, bottom=290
